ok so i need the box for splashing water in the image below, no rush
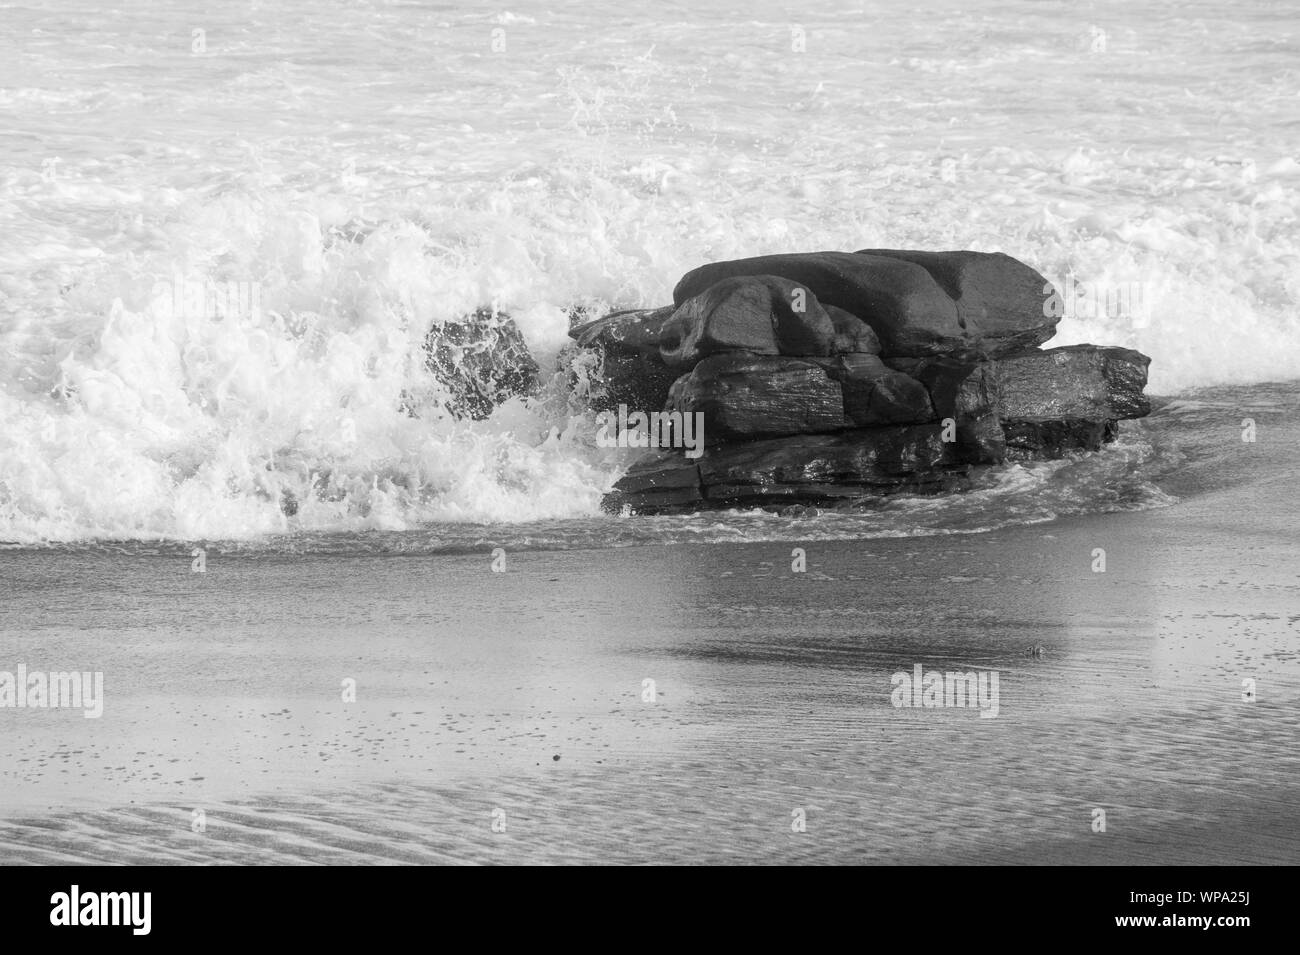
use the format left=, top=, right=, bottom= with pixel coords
left=1, top=0, right=1297, bottom=543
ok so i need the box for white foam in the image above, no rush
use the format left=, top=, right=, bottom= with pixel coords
left=1, top=0, right=1297, bottom=540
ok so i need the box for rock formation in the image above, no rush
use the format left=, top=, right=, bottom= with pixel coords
left=568, top=250, right=1152, bottom=513
left=425, top=308, right=539, bottom=420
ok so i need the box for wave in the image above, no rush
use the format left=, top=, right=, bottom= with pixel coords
left=2, top=0, right=1297, bottom=541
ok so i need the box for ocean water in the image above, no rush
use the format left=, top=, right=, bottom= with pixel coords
left=2, top=0, right=1299, bottom=544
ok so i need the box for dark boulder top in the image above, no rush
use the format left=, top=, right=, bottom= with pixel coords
left=672, top=249, right=1058, bottom=361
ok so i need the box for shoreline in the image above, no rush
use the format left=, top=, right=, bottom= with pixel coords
left=2, top=466, right=1297, bottom=863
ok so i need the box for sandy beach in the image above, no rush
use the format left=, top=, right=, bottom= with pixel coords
left=2, top=405, right=1296, bottom=863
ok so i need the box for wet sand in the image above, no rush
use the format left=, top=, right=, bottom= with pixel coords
left=1, top=460, right=1296, bottom=864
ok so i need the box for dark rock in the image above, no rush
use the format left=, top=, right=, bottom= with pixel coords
left=673, top=250, right=1058, bottom=360
left=584, top=258, right=1150, bottom=514
left=856, top=248, right=1057, bottom=356
left=587, top=348, right=681, bottom=415
left=659, top=275, right=835, bottom=369
left=993, top=344, right=1148, bottom=460
left=661, top=278, right=778, bottom=365
left=567, top=307, right=678, bottom=413
left=826, top=305, right=882, bottom=355
left=1002, top=419, right=1119, bottom=459
left=812, top=354, right=934, bottom=426
left=570, top=306, right=673, bottom=357
left=996, top=345, right=1151, bottom=421
left=898, top=357, right=1005, bottom=464
left=424, top=308, right=539, bottom=420
left=674, top=252, right=950, bottom=357
left=765, top=277, right=837, bottom=357
left=892, top=345, right=1151, bottom=464
left=955, top=414, right=1008, bottom=465
left=697, top=426, right=964, bottom=506
left=900, top=358, right=997, bottom=419
left=667, top=353, right=846, bottom=442
left=602, top=451, right=703, bottom=514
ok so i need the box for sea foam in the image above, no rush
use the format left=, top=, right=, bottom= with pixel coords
left=2, top=0, right=1296, bottom=540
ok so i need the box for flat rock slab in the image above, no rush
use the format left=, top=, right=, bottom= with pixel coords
left=603, top=451, right=703, bottom=513
left=887, top=344, right=1152, bottom=462
left=698, top=425, right=959, bottom=490
left=996, top=345, right=1151, bottom=421
left=674, top=250, right=1058, bottom=360
left=602, top=426, right=965, bottom=512
left=668, top=353, right=847, bottom=442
